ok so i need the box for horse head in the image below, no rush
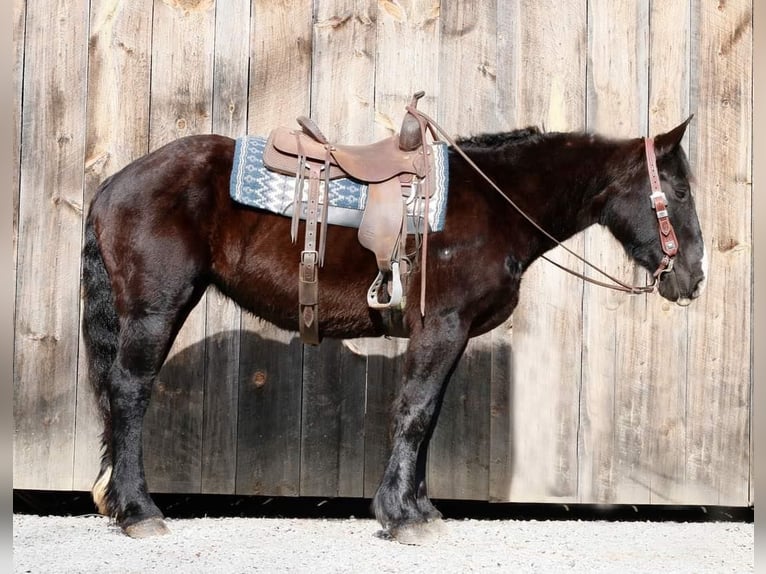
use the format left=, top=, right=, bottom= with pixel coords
left=601, top=118, right=707, bottom=306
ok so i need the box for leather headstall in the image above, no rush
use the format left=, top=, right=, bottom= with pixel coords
left=644, top=137, right=679, bottom=280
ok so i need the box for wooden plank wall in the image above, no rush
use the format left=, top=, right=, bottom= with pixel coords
left=13, top=0, right=753, bottom=507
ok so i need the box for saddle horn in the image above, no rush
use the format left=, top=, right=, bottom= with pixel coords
left=399, top=91, right=426, bottom=151
left=297, top=115, right=330, bottom=145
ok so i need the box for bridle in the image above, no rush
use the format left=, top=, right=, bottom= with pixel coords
left=407, top=106, right=680, bottom=295
left=644, top=137, right=679, bottom=278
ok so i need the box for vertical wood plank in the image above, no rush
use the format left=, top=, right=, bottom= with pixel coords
left=310, top=0, right=376, bottom=144
left=428, top=333, right=492, bottom=500
left=361, top=0, right=441, bottom=499
left=499, top=0, right=586, bottom=503
left=12, top=0, right=25, bottom=341
left=362, top=337, right=408, bottom=497
left=235, top=0, right=312, bottom=496
left=236, top=330, right=304, bottom=495
left=300, top=0, right=375, bottom=498
left=73, top=0, right=154, bottom=491
left=13, top=0, right=89, bottom=490
left=300, top=340, right=367, bottom=496
left=200, top=0, right=251, bottom=495
left=373, top=0, right=441, bottom=140
left=142, top=0, right=216, bottom=493
left=579, top=0, right=649, bottom=503
left=487, top=0, right=520, bottom=503
left=427, top=0, right=498, bottom=501
left=635, top=0, right=692, bottom=504
left=685, top=0, right=751, bottom=505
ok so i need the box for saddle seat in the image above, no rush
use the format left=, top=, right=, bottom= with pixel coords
left=266, top=126, right=427, bottom=183
left=261, top=91, right=436, bottom=345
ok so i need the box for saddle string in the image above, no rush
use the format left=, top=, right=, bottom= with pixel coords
left=417, top=114, right=434, bottom=315
left=291, top=133, right=306, bottom=243
left=405, top=105, right=664, bottom=295
left=318, top=147, right=332, bottom=266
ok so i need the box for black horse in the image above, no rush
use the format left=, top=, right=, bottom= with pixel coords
left=81, top=115, right=706, bottom=542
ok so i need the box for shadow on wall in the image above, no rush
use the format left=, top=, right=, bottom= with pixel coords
left=141, top=329, right=515, bottom=501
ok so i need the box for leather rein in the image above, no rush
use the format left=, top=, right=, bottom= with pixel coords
left=409, top=106, right=679, bottom=295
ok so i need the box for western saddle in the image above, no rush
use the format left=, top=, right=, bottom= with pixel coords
left=262, top=91, right=438, bottom=344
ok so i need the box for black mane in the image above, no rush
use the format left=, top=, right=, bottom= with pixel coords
left=455, top=127, right=544, bottom=148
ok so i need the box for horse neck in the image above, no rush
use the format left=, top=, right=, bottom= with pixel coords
left=457, top=133, right=633, bottom=266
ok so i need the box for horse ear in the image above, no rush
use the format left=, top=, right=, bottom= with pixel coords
left=654, top=115, right=693, bottom=155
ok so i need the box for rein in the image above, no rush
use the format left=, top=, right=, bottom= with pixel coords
left=408, top=106, right=678, bottom=295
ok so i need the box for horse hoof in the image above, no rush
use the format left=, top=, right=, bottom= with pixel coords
left=388, top=518, right=447, bottom=546
left=123, top=518, right=170, bottom=538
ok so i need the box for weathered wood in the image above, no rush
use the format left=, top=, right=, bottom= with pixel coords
left=487, top=0, right=519, bottom=504
left=637, top=0, right=691, bottom=504
left=11, top=0, right=753, bottom=506
left=72, top=0, right=154, bottom=492
left=300, top=341, right=367, bottom=497
left=310, top=0, right=376, bottom=145
left=299, top=0, right=376, bottom=498
left=235, top=0, right=312, bottom=496
left=362, top=337, right=408, bottom=498
left=684, top=0, right=752, bottom=506
left=356, top=0, right=439, bottom=497
left=201, top=0, right=251, bottom=495
left=497, top=0, right=586, bottom=503
left=236, top=327, right=304, bottom=496
left=579, top=0, right=649, bottom=504
left=12, top=0, right=25, bottom=345
left=360, top=0, right=442, bottom=499
left=141, top=0, right=215, bottom=493
left=488, top=323, right=514, bottom=501
left=428, top=333, right=492, bottom=500
left=373, top=0, right=441, bottom=140
left=427, top=0, right=498, bottom=501
left=200, top=315, right=241, bottom=494
left=13, top=0, right=89, bottom=490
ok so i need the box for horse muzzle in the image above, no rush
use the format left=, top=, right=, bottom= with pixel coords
left=658, top=267, right=706, bottom=306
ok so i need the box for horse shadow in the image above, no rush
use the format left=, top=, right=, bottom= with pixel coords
left=142, top=329, right=516, bottom=502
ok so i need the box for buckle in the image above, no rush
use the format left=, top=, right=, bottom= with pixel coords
left=301, top=250, right=318, bottom=266
left=650, top=190, right=666, bottom=208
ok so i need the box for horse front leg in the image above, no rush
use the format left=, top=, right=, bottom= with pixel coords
left=372, top=312, right=469, bottom=544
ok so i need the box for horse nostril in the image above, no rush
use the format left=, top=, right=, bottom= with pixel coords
left=691, top=274, right=706, bottom=299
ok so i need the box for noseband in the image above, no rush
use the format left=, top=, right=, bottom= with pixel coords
left=406, top=105, right=681, bottom=295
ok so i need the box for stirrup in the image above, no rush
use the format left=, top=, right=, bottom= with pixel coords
left=366, top=262, right=403, bottom=309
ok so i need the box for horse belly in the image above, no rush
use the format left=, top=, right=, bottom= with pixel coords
left=210, top=212, right=384, bottom=338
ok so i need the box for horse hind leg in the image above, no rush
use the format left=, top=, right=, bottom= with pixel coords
left=106, top=316, right=182, bottom=538
left=82, top=218, right=207, bottom=537
left=105, top=289, right=208, bottom=538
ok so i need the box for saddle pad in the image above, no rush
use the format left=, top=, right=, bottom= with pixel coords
left=229, top=135, right=449, bottom=232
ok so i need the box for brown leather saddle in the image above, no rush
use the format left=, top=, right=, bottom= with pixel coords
left=262, top=92, right=437, bottom=344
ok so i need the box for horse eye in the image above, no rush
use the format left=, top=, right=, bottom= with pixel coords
left=665, top=180, right=689, bottom=201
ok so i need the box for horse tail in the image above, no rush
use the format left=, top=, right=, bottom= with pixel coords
left=81, top=206, right=119, bottom=515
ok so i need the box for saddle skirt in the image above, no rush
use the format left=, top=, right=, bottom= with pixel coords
left=229, top=135, right=449, bottom=233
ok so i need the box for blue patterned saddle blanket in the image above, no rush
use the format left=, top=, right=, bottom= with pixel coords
left=229, top=136, right=450, bottom=232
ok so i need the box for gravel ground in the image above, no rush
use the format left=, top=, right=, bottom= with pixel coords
left=13, top=514, right=753, bottom=573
